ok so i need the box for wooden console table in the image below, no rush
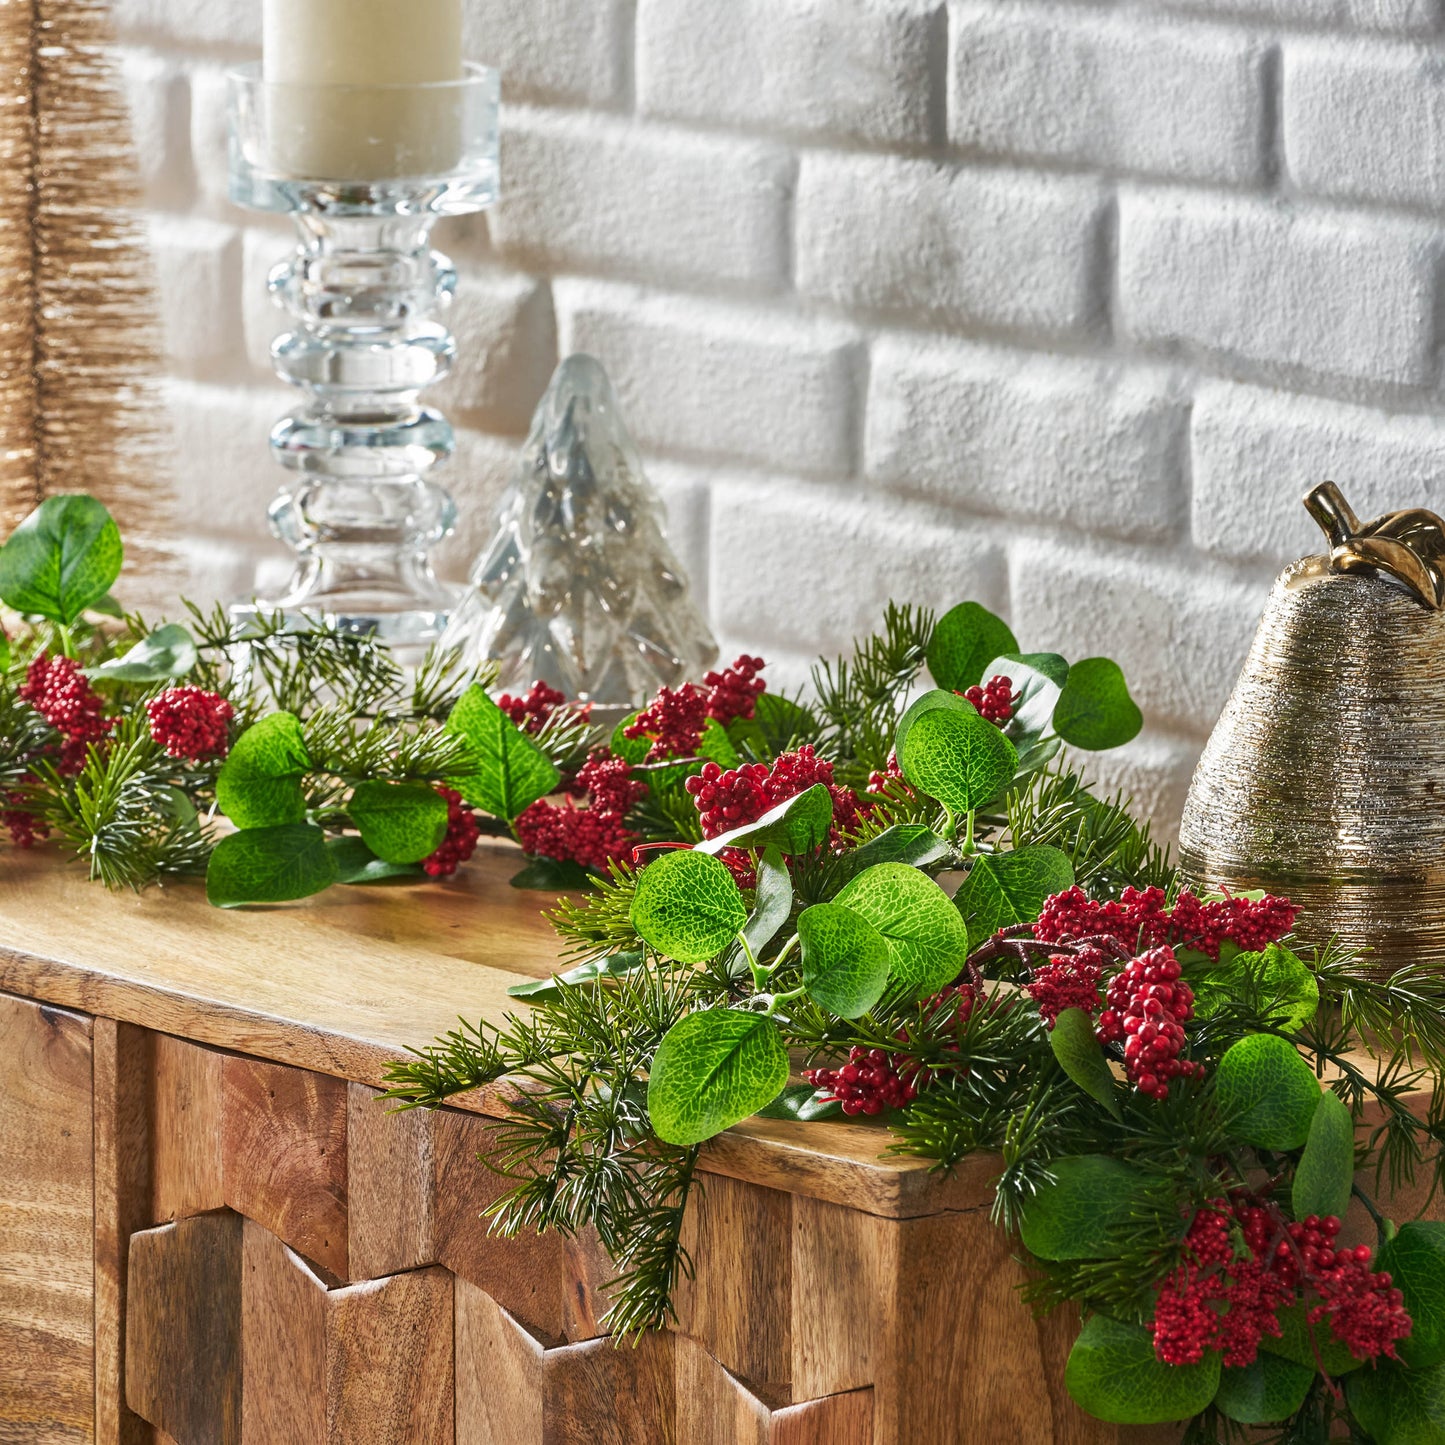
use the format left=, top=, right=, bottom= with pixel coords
left=0, top=846, right=1273, bottom=1443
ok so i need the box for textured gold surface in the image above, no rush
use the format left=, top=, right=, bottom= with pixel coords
left=1180, top=487, right=1445, bottom=976
left=0, top=0, right=171, bottom=567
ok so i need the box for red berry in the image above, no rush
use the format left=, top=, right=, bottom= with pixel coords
left=702, top=655, right=766, bottom=724
left=960, top=675, right=1015, bottom=725
left=624, top=683, right=709, bottom=762
left=497, top=680, right=567, bottom=735
left=19, top=654, right=112, bottom=771
left=422, top=785, right=482, bottom=878
left=146, top=686, right=235, bottom=761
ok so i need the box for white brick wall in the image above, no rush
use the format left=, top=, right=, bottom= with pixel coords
left=117, top=0, right=1445, bottom=836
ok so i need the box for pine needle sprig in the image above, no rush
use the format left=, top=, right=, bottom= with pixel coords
left=379, top=1016, right=508, bottom=1108
left=547, top=857, right=643, bottom=959
left=300, top=706, right=473, bottom=784
left=810, top=602, right=934, bottom=777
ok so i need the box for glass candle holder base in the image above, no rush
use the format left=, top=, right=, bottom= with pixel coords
left=227, top=62, right=499, bottom=651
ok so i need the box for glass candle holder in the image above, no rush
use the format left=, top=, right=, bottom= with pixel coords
left=227, top=62, right=500, bottom=650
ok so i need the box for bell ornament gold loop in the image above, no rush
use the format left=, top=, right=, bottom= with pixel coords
left=1178, top=482, right=1445, bottom=977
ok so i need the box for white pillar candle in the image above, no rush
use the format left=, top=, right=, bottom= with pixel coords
left=262, top=0, right=465, bottom=180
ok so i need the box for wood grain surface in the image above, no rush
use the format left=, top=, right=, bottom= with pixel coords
left=126, top=1211, right=242, bottom=1445
left=93, top=1018, right=153, bottom=1445
left=0, top=990, right=95, bottom=1444
left=0, top=848, right=990, bottom=1216
left=241, top=1217, right=453, bottom=1445
left=150, top=1032, right=226, bottom=1223
left=347, top=1082, right=438, bottom=1279
left=454, top=1279, right=673, bottom=1445
left=223, top=1055, right=349, bottom=1279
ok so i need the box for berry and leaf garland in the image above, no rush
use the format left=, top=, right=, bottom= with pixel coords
left=0, top=495, right=591, bottom=895
left=385, top=688, right=1445, bottom=1441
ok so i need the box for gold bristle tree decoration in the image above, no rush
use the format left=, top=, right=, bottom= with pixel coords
left=0, top=0, right=170, bottom=561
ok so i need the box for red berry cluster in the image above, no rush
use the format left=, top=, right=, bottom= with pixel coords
left=962, top=675, right=1015, bottom=724
left=1152, top=1200, right=1410, bottom=1369
left=498, top=681, right=566, bottom=735
left=685, top=745, right=862, bottom=847
left=1034, top=885, right=1297, bottom=962
left=422, top=786, right=482, bottom=878
left=1026, top=945, right=1108, bottom=1026
left=19, top=654, right=112, bottom=773
left=515, top=752, right=648, bottom=871
left=2, top=790, right=46, bottom=849
left=1095, top=946, right=1203, bottom=1099
left=805, top=985, right=979, bottom=1116
left=623, top=683, right=708, bottom=762
left=146, top=686, right=235, bottom=761
left=703, top=654, right=766, bottom=724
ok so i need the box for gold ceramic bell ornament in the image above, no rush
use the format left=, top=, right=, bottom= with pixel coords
left=1178, top=482, right=1445, bottom=977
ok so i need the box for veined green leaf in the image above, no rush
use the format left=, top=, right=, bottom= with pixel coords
left=833, top=862, right=969, bottom=997
left=0, top=494, right=123, bottom=624
left=444, top=684, right=559, bottom=821
left=647, top=1008, right=790, bottom=1145
left=1065, top=1315, right=1220, bottom=1425
left=1291, top=1090, right=1355, bottom=1223
left=349, top=780, right=449, bottom=865
left=206, top=823, right=337, bottom=907
left=507, top=950, right=645, bottom=1001
left=631, top=849, right=747, bottom=963
left=743, top=845, right=792, bottom=955
left=86, top=623, right=198, bottom=684
left=1214, top=1352, right=1314, bottom=1424
left=1053, top=658, right=1143, bottom=752
left=695, top=783, right=833, bottom=858
left=1050, top=1008, right=1122, bottom=1120
left=1378, top=1223, right=1445, bottom=1369
left=954, top=845, right=1074, bottom=947
left=327, top=836, right=423, bottom=885
left=926, top=601, right=1018, bottom=693
left=1347, top=1358, right=1445, bottom=1445
left=1215, top=1034, right=1320, bottom=1150
left=216, top=711, right=310, bottom=829
left=798, top=902, right=893, bottom=1019
left=1019, top=1155, right=1152, bottom=1261
left=899, top=703, right=1017, bottom=817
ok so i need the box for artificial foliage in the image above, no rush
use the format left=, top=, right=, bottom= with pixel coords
left=8, top=498, right=1445, bottom=1440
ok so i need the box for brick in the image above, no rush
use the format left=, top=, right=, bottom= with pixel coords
left=644, top=460, right=717, bottom=617
left=117, top=47, right=193, bottom=207
left=434, top=429, right=523, bottom=582
left=554, top=279, right=862, bottom=477
left=188, top=62, right=234, bottom=212
left=1192, top=381, right=1445, bottom=565
left=1161, top=0, right=1435, bottom=39
left=148, top=215, right=244, bottom=368
left=487, top=107, right=791, bottom=294
left=1284, top=38, right=1445, bottom=211
left=111, top=0, right=259, bottom=47
left=1073, top=730, right=1204, bottom=843
left=711, top=480, right=1007, bottom=656
left=867, top=335, right=1186, bottom=541
left=432, top=269, right=557, bottom=438
left=170, top=535, right=276, bottom=613
left=1008, top=538, right=1266, bottom=735
left=164, top=379, right=289, bottom=539
left=463, top=0, right=627, bottom=106
left=1118, top=188, right=1439, bottom=391
left=637, top=0, right=941, bottom=146
left=950, top=4, right=1267, bottom=185
left=795, top=152, right=1105, bottom=338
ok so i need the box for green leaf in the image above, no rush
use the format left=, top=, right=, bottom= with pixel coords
left=1053, top=658, right=1143, bottom=752
left=206, top=823, right=338, bottom=907
left=646, top=1008, right=791, bottom=1146
left=327, top=836, right=423, bottom=885
left=1019, top=1156, right=1151, bottom=1261
left=1260, top=1303, right=1364, bottom=1377
left=609, top=713, right=650, bottom=766
left=216, top=711, right=310, bottom=829
left=1215, top=1034, right=1321, bottom=1150
left=1214, top=1352, right=1314, bottom=1424
left=798, top=902, right=893, bottom=1019
left=1050, top=1008, right=1123, bottom=1120
left=954, top=845, right=1075, bottom=948
left=0, top=494, right=123, bottom=624
left=829, top=823, right=950, bottom=887
left=348, top=780, right=449, bottom=865
left=510, top=856, right=595, bottom=890
left=444, top=684, right=560, bottom=821
left=755, top=1082, right=843, bottom=1122
left=0, top=628, right=8, bottom=670
left=697, top=717, right=740, bottom=768
left=1347, top=1358, right=1445, bottom=1445
left=750, top=692, right=818, bottom=752
left=630, top=849, right=748, bottom=963
left=507, top=950, right=645, bottom=1001
left=86, top=623, right=198, bottom=684
left=984, top=652, right=1069, bottom=743
left=87, top=592, right=124, bottom=619
left=1065, top=1315, right=1220, bottom=1425
left=1194, top=941, right=1319, bottom=1033
left=743, top=845, right=792, bottom=955
left=893, top=687, right=974, bottom=760
left=1377, top=1223, right=1445, bottom=1369
left=833, top=862, right=970, bottom=997
left=695, top=783, right=833, bottom=857
left=899, top=704, right=1018, bottom=818
left=1292, top=1090, right=1356, bottom=1223
left=926, top=601, right=1019, bottom=692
